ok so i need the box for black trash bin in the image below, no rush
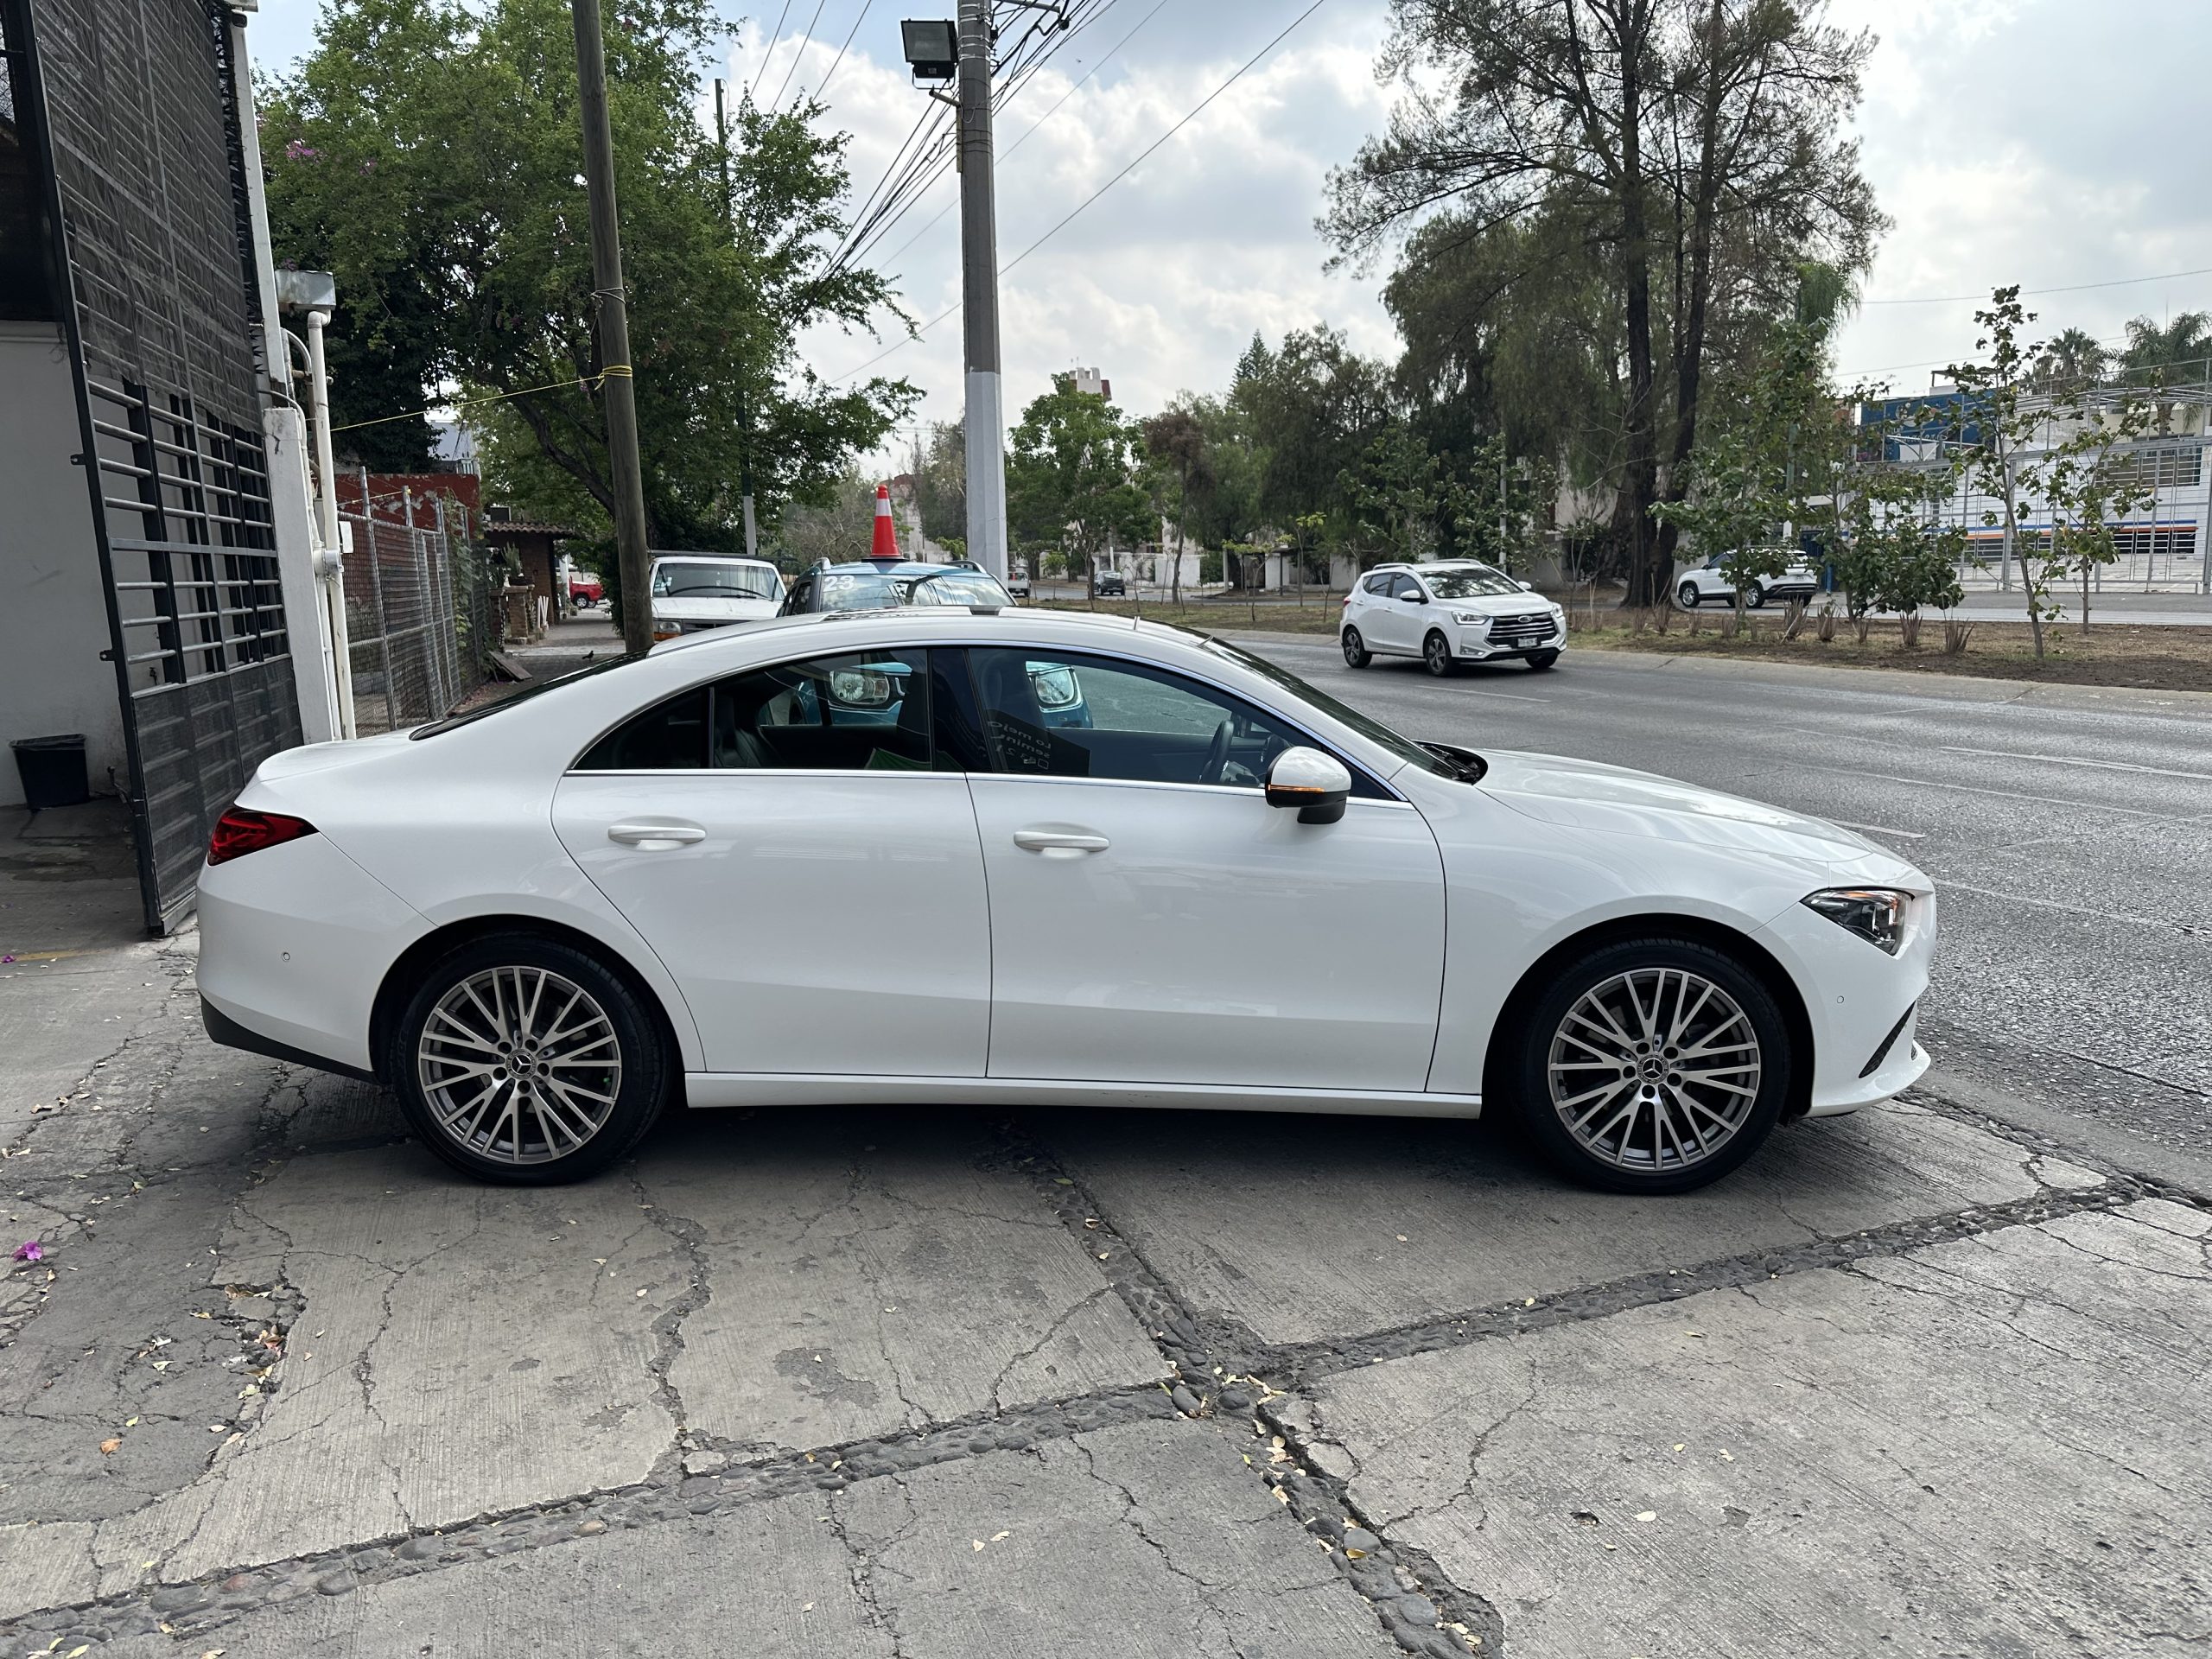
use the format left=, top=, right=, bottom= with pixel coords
left=10, top=734, right=90, bottom=810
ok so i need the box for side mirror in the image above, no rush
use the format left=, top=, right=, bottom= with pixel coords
left=1518, top=579, right=1535, bottom=591
left=1266, top=747, right=1352, bottom=825
left=1405, top=589, right=1427, bottom=604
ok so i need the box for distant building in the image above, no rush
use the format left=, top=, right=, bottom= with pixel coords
left=1071, top=365, right=1112, bottom=402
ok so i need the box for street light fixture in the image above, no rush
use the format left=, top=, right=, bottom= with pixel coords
left=899, top=20, right=957, bottom=82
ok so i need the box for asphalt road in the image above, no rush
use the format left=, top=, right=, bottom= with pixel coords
left=1231, top=634, right=2212, bottom=1179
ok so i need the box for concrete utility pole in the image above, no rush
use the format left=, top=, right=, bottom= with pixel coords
left=713, top=79, right=760, bottom=564
left=957, top=0, right=1009, bottom=580
left=571, top=0, right=653, bottom=655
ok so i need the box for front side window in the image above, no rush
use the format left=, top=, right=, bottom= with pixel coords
left=576, top=650, right=934, bottom=772
left=968, top=648, right=1345, bottom=791
left=1390, top=575, right=1425, bottom=601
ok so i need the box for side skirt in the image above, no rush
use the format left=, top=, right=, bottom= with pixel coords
left=683, top=1072, right=1484, bottom=1119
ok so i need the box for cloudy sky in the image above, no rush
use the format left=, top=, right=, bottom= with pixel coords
left=249, top=0, right=2212, bottom=459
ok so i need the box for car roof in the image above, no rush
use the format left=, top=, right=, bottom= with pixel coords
left=811, top=560, right=992, bottom=576
left=649, top=551, right=779, bottom=569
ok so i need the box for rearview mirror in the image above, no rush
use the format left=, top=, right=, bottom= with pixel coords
left=1266, top=747, right=1352, bottom=825
left=829, top=668, right=899, bottom=709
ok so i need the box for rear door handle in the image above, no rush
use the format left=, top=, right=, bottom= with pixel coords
left=1013, top=827, right=1109, bottom=855
left=607, top=821, right=706, bottom=849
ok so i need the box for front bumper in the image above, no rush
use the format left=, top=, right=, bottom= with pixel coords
left=1755, top=888, right=1938, bottom=1116
left=1456, top=622, right=1565, bottom=659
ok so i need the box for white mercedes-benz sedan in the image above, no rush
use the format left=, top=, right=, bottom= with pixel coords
left=197, top=609, right=1935, bottom=1193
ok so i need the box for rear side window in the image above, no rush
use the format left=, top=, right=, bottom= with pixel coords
left=575, top=651, right=937, bottom=772
left=1360, top=572, right=1392, bottom=595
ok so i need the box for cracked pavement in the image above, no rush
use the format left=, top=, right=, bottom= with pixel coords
left=4, top=843, right=2209, bottom=1654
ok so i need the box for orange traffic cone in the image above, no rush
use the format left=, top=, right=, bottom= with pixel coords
left=869, top=481, right=899, bottom=562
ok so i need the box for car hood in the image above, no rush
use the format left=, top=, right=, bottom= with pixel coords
left=1432, top=592, right=1558, bottom=615
left=652, top=595, right=780, bottom=621
left=1477, top=749, right=1890, bottom=866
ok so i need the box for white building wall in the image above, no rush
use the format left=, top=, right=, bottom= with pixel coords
left=0, top=327, right=129, bottom=808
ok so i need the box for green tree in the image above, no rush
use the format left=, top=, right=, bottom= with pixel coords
left=1141, top=407, right=1212, bottom=605
left=1006, top=375, right=1153, bottom=595
left=1325, top=0, right=1880, bottom=607
left=262, top=0, right=911, bottom=547
left=2038, top=393, right=2158, bottom=637
left=1946, top=288, right=2053, bottom=658
left=1341, top=424, right=1446, bottom=566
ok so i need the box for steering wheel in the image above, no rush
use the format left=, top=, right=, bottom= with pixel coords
left=1200, top=719, right=1233, bottom=785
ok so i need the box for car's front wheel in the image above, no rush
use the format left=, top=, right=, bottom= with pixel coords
left=1745, top=582, right=1766, bottom=608
left=1422, top=630, right=1455, bottom=677
left=1525, top=650, right=1560, bottom=671
left=1505, top=938, right=1791, bottom=1194
left=1676, top=582, right=1700, bottom=609
left=1342, top=626, right=1371, bottom=668
left=391, top=933, right=671, bottom=1185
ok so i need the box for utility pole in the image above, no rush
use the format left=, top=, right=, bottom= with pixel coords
left=957, top=0, right=1008, bottom=580
left=714, top=79, right=760, bottom=563
left=571, top=0, right=653, bottom=654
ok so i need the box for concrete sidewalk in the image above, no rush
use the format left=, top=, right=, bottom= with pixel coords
left=1, top=836, right=2205, bottom=1654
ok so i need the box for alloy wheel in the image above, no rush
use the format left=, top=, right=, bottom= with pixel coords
left=1424, top=632, right=1452, bottom=675
left=416, top=966, right=624, bottom=1166
left=1544, top=966, right=1761, bottom=1173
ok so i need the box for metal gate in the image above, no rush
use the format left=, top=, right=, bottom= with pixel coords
left=16, top=0, right=302, bottom=931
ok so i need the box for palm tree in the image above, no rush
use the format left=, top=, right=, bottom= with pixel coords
left=2035, top=327, right=2108, bottom=394
left=2120, top=312, right=2210, bottom=432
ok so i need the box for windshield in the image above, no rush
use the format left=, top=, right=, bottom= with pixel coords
left=1420, top=566, right=1524, bottom=600
left=652, top=562, right=783, bottom=601
left=1198, top=637, right=1460, bottom=781
left=410, top=651, right=649, bottom=738
left=895, top=569, right=1011, bottom=607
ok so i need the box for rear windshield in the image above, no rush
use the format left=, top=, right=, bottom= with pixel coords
left=895, top=569, right=1010, bottom=607
left=652, top=562, right=783, bottom=601
left=410, top=652, right=647, bottom=738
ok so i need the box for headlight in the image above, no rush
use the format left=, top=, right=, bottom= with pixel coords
left=1452, top=610, right=1491, bottom=626
left=1802, top=888, right=1909, bottom=955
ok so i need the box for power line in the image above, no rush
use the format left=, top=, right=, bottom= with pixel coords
left=746, top=0, right=793, bottom=102
left=830, top=0, right=1333, bottom=383
left=815, top=0, right=874, bottom=102
left=1862, top=265, right=2212, bottom=307
left=1001, top=0, right=1332, bottom=276
left=767, top=0, right=830, bottom=111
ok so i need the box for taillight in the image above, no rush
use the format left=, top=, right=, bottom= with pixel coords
left=208, top=808, right=317, bottom=866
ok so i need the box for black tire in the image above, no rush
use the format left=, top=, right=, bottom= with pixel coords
left=388, top=932, right=672, bottom=1185
left=1502, top=937, right=1793, bottom=1195
left=1422, top=630, right=1455, bottom=677
left=1676, top=582, right=1700, bottom=609
left=1341, top=627, right=1371, bottom=669
left=1525, top=650, right=1560, bottom=671
left=1745, top=582, right=1767, bottom=609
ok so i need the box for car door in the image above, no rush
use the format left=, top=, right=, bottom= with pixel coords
left=1381, top=572, right=1433, bottom=652
left=957, top=645, right=1446, bottom=1092
left=551, top=646, right=991, bottom=1077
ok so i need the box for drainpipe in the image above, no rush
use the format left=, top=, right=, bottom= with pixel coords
left=303, top=309, right=357, bottom=737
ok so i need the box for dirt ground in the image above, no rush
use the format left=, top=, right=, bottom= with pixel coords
left=1576, top=613, right=2212, bottom=692
left=1039, top=598, right=2210, bottom=692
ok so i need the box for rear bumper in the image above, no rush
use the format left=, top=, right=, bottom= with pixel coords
left=201, top=997, right=378, bottom=1084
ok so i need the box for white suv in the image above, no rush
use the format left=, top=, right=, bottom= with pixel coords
left=1675, top=549, right=1821, bottom=609
left=1341, top=562, right=1567, bottom=675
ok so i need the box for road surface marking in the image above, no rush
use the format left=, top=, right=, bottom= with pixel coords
left=1940, top=745, right=2212, bottom=782
left=1936, top=878, right=2212, bottom=936
left=1786, top=762, right=2201, bottom=822
left=1827, top=819, right=1925, bottom=839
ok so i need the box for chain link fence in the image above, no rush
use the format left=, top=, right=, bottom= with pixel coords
left=341, top=499, right=497, bottom=734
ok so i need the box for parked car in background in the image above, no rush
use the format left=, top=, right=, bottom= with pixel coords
left=779, top=558, right=1013, bottom=616
left=1675, top=549, right=1820, bottom=609
left=648, top=555, right=786, bottom=642
left=1341, top=560, right=1566, bottom=675
left=568, top=572, right=603, bottom=607
left=197, top=608, right=1934, bottom=1195
left=1094, top=570, right=1127, bottom=598
left=1005, top=563, right=1033, bottom=600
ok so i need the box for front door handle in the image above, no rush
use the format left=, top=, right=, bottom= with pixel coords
left=1013, top=827, right=1109, bottom=855
left=607, top=821, right=706, bottom=849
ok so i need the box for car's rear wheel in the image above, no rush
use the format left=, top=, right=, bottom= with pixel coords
left=1422, top=630, right=1454, bottom=676
left=1676, top=582, right=1700, bottom=609
left=391, top=933, right=671, bottom=1185
left=1342, top=626, right=1371, bottom=668
left=1506, top=938, right=1791, bottom=1194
